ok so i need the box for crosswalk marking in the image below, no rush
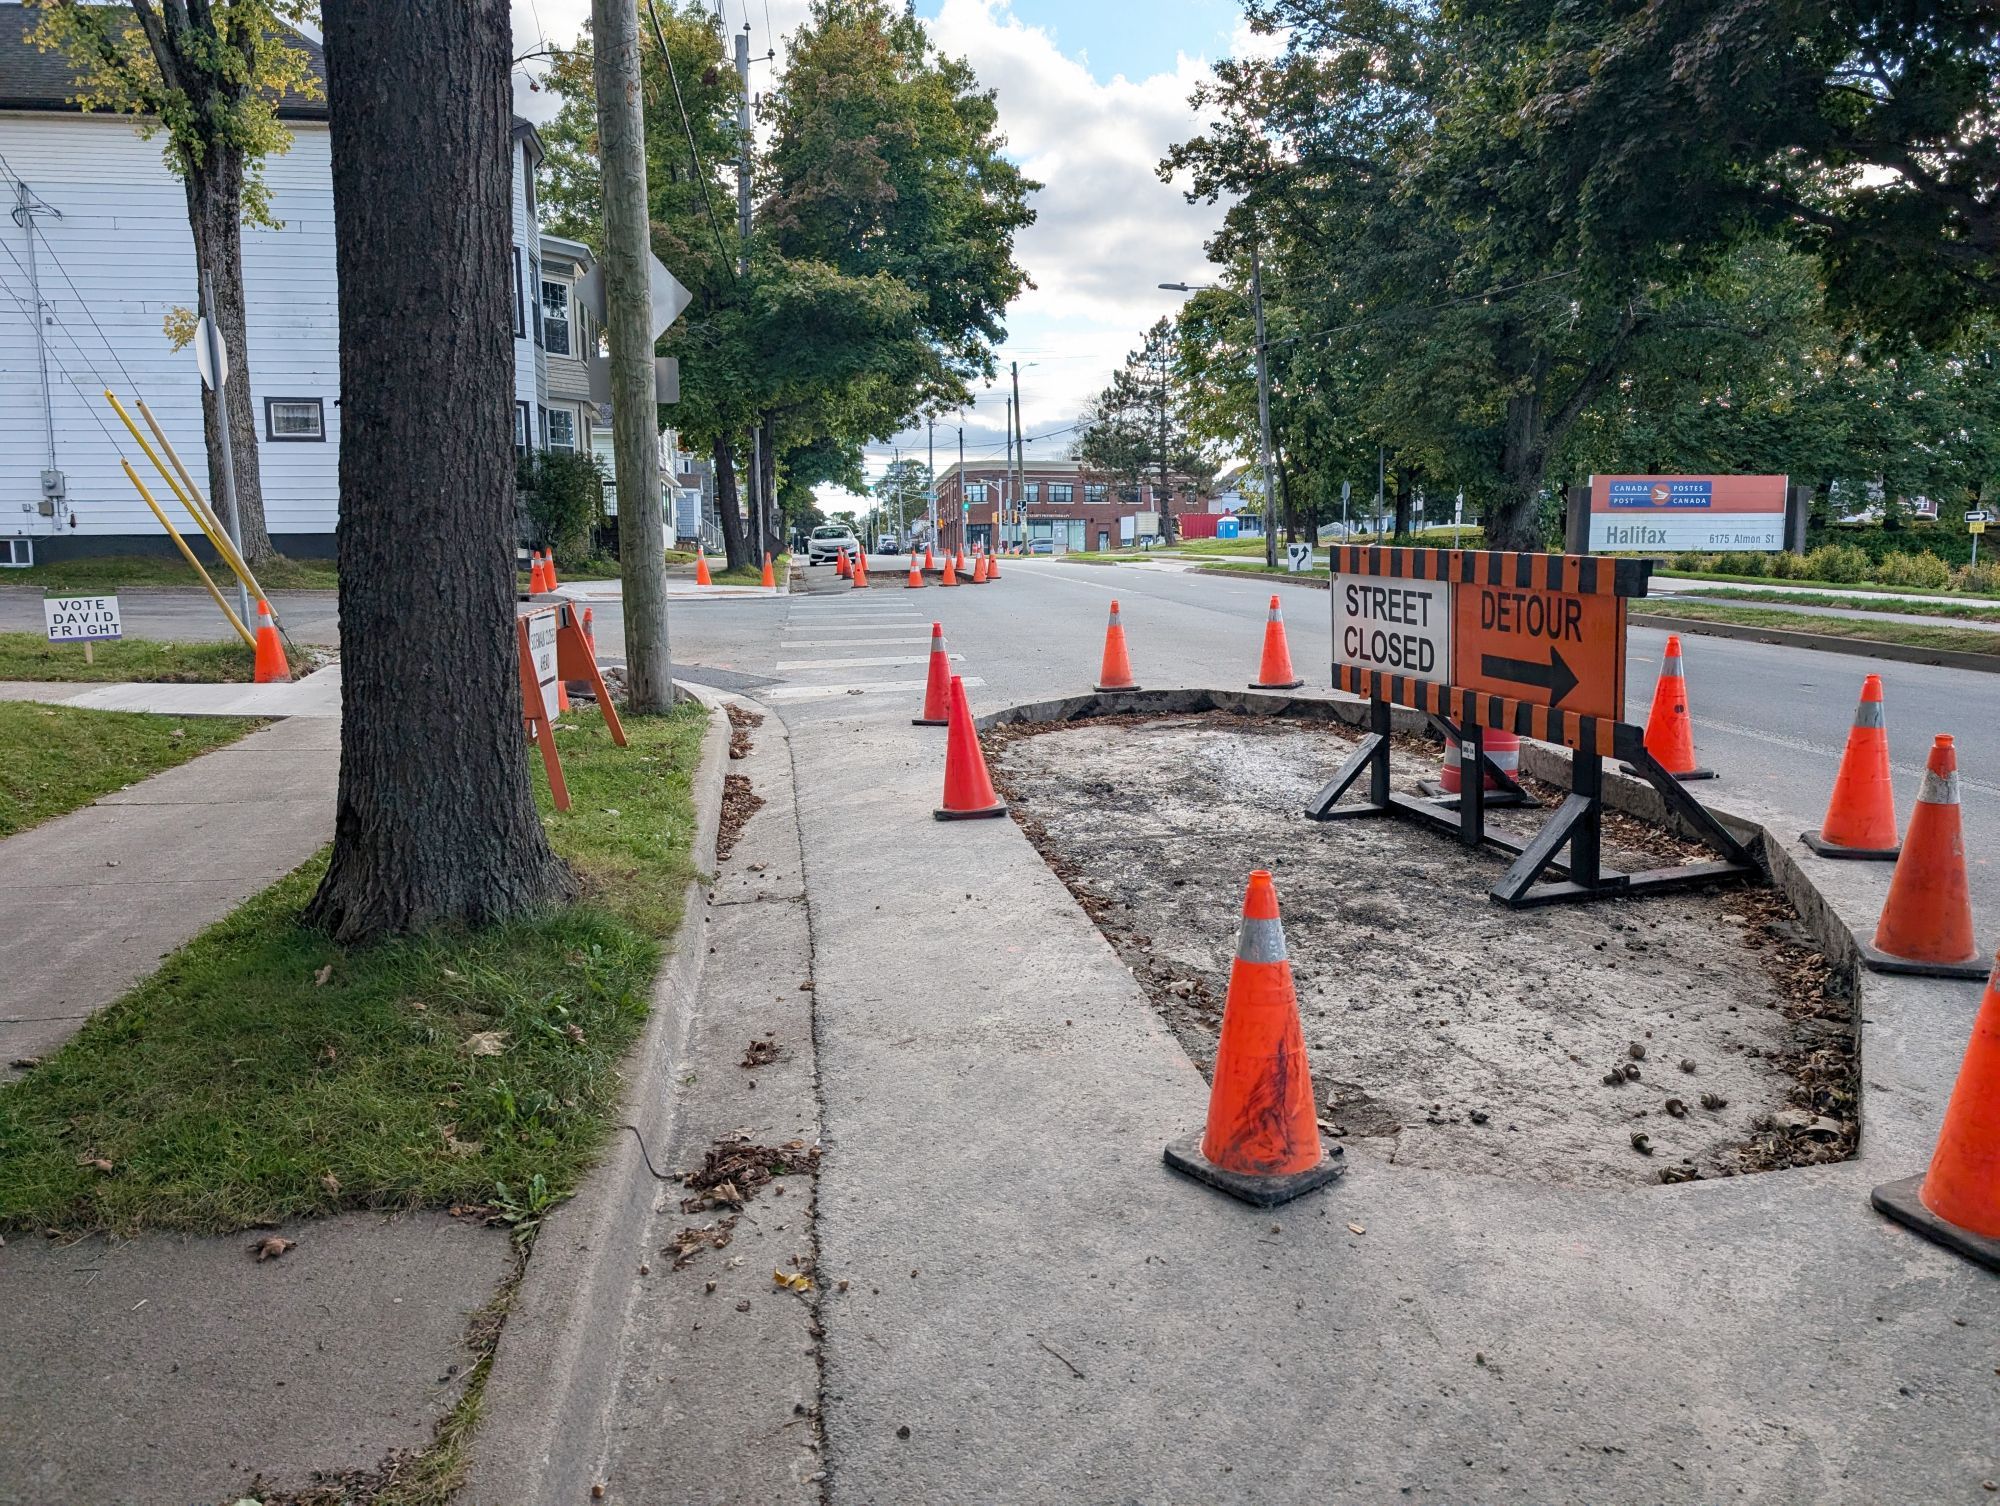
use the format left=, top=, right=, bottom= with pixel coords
left=774, top=652, right=964, bottom=672
left=763, top=676, right=985, bottom=702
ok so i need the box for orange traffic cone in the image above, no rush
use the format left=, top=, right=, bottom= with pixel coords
left=1164, top=870, right=1344, bottom=1206
left=913, top=622, right=951, bottom=727
left=1636, top=634, right=1713, bottom=780
left=851, top=551, right=870, bottom=590
left=583, top=606, right=598, bottom=658
left=1250, top=594, right=1304, bottom=690
left=760, top=552, right=776, bottom=588
left=528, top=551, right=546, bottom=594
left=544, top=553, right=561, bottom=590
left=988, top=549, right=1002, bottom=580
left=1094, top=599, right=1140, bottom=692
left=907, top=557, right=925, bottom=589
left=836, top=548, right=851, bottom=580
left=252, top=599, right=291, bottom=683
left=939, top=554, right=959, bottom=588
left=1803, top=675, right=1899, bottom=860
left=1862, top=734, right=1986, bottom=979
left=695, top=551, right=713, bottom=586
left=934, top=675, right=1006, bottom=820
left=972, top=553, right=989, bottom=584
left=924, top=547, right=935, bottom=570
left=955, top=550, right=969, bottom=579
left=1872, top=949, right=2000, bottom=1268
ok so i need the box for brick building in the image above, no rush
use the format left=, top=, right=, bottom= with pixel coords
left=931, top=462, right=1205, bottom=553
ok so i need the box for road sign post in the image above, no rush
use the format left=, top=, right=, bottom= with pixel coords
left=1310, top=545, right=1756, bottom=907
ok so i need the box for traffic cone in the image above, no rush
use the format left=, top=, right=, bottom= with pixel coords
left=836, top=549, right=851, bottom=580
left=1094, top=599, right=1140, bottom=692
left=760, top=552, right=776, bottom=588
left=912, top=622, right=951, bottom=727
left=583, top=606, right=598, bottom=658
left=988, top=550, right=1002, bottom=580
left=851, top=551, right=870, bottom=590
left=695, top=550, right=713, bottom=586
left=972, top=553, right=989, bottom=584
left=528, top=551, right=547, bottom=594
left=1250, top=594, right=1304, bottom=690
left=1871, top=950, right=2000, bottom=1269
left=544, top=553, right=560, bottom=591
left=1861, top=735, right=1986, bottom=979
left=1164, top=870, right=1344, bottom=1206
left=907, top=557, right=925, bottom=589
left=934, top=675, right=1006, bottom=821
left=252, top=599, right=291, bottom=683
left=955, top=550, right=969, bottom=579
left=1803, top=675, right=1899, bottom=860
left=1636, top=634, right=1713, bottom=780
left=924, top=547, right=935, bottom=570
left=940, top=554, right=959, bottom=587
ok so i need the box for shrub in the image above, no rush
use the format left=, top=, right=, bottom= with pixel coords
left=517, top=451, right=607, bottom=568
left=1875, top=551, right=1953, bottom=589
left=1671, top=552, right=1707, bottom=572
left=1803, top=543, right=1872, bottom=582
left=1716, top=551, right=1767, bottom=577
left=1954, top=560, right=2000, bottom=596
left=1767, top=551, right=1812, bottom=579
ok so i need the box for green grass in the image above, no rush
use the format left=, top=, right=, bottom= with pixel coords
left=1659, top=587, right=2000, bottom=623
left=1642, top=601, right=2000, bottom=657
left=6, top=554, right=338, bottom=591
left=0, top=703, right=260, bottom=837
left=1653, top=567, right=2000, bottom=600
left=0, top=700, right=710, bottom=1235
left=0, top=630, right=254, bottom=683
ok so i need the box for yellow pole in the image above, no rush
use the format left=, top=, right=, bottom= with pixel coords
left=133, top=396, right=230, bottom=543
left=104, top=391, right=268, bottom=607
left=119, top=459, right=255, bottom=648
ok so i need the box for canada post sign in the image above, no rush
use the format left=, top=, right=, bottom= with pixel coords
left=1588, top=474, right=1787, bottom=552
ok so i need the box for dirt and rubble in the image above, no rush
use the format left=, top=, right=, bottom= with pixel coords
left=988, top=712, right=1857, bottom=1189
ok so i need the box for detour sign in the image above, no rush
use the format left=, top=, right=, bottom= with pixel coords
left=1454, top=580, right=1623, bottom=722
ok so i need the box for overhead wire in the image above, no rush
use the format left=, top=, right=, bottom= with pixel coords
left=644, top=0, right=739, bottom=280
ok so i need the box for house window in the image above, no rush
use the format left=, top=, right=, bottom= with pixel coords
left=264, top=397, right=325, bottom=442
left=547, top=408, right=576, bottom=452
left=965, top=483, right=987, bottom=503
left=537, top=405, right=549, bottom=450
left=529, top=256, right=543, bottom=347
left=1048, top=483, right=1073, bottom=504
left=541, top=279, right=571, bottom=357
left=1025, top=483, right=1040, bottom=502
left=515, top=401, right=531, bottom=456
left=1084, top=483, right=1107, bottom=504
left=512, top=248, right=525, bottom=339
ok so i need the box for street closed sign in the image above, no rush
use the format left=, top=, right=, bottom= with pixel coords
left=1334, top=576, right=1451, bottom=683
left=1453, top=580, right=1624, bottom=722
left=44, top=594, right=122, bottom=644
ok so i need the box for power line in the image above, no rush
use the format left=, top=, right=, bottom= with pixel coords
left=644, top=0, right=738, bottom=280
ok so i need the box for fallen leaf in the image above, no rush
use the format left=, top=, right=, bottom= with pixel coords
left=465, top=1030, right=509, bottom=1058
left=1347, top=1222, right=1366, bottom=1236
left=9, top=1056, right=41, bottom=1070
left=313, top=964, right=333, bottom=987
left=440, top=1125, right=484, bottom=1158
left=320, top=1172, right=342, bottom=1195
left=77, top=1156, right=114, bottom=1174
left=773, top=1268, right=813, bottom=1292
left=251, top=1236, right=296, bottom=1262
left=563, top=1022, right=587, bottom=1044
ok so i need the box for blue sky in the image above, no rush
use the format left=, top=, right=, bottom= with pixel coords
left=927, top=0, right=1245, bottom=82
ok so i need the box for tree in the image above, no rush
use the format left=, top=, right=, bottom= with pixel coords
left=305, top=0, right=575, bottom=942
left=1074, top=318, right=1210, bottom=539
left=30, top=0, right=321, bottom=564
left=873, top=456, right=930, bottom=542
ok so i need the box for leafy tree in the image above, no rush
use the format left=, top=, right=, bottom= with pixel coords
left=873, top=456, right=931, bottom=543
left=1074, top=318, right=1212, bottom=540
left=29, top=0, right=322, bottom=563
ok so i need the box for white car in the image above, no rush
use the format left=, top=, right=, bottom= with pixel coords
left=807, top=525, right=861, bottom=566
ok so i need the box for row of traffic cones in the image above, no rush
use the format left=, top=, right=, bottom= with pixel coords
left=692, top=550, right=778, bottom=587
left=1089, top=595, right=1305, bottom=695
left=902, top=547, right=1006, bottom=588
left=528, top=549, right=561, bottom=594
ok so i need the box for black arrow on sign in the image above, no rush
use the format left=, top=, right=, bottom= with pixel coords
left=1481, top=646, right=1579, bottom=706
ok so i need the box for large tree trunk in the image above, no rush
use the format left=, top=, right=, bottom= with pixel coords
left=308, top=0, right=577, bottom=943
left=1489, top=390, right=1550, bottom=551
left=711, top=435, right=749, bottom=569
left=1392, top=471, right=1413, bottom=542
left=183, top=135, right=274, bottom=564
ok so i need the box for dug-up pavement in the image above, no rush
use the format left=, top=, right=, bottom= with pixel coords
left=725, top=681, right=1997, bottom=1504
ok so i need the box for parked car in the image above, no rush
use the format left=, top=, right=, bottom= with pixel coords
left=807, top=525, right=861, bottom=565
left=1028, top=539, right=1055, bottom=555
left=877, top=537, right=902, bottom=555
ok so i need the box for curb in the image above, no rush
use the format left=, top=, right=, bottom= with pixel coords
left=1190, top=565, right=1329, bottom=589
left=1629, top=613, right=2000, bottom=674
left=461, top=681, right=729, bottom=1504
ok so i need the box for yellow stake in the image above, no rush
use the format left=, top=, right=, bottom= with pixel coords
left=119, top=459, right=255, bottom=648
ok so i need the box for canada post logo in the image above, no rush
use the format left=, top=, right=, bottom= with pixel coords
left=1608, top=480, right=1713, bottom=510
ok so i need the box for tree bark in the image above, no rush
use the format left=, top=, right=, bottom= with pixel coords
left=1392, top=469, right=1413, bottom=541
left=308, top=0, right=576, bottom=943
left=711, top=435, right=749, bottom=568
left=593, top=0, right=672, bottom=713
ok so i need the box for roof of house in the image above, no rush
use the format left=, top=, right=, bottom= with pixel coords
left=540, top=232, right=595, bottom=271
left=0, top=4, right=328, bottom=119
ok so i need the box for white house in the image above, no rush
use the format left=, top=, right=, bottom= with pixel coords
left=0, top=5, right=550, bottom=564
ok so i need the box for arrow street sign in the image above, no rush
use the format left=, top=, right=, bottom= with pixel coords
left=1479, top=648, right=1578, bottom=706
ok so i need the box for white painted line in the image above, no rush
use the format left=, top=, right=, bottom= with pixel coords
left=781, top=637, right=932, bottom=648
left=774, top=653, right=965, bottom=672
left=781, top=617, right=928, bottom=628
left=762, top=676, right=985, bottom=701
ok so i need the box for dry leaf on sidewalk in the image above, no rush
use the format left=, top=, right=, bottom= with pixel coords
left=773, top=1268, right=813, bottom=1292
left=251, top=1236, right=296, bottom=1262
left=1347, top=1222, right=1366, bottom=1236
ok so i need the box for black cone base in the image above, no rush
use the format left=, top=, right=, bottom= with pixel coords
left=1801, top=829, right=1900, bottom=862
left=934, top=803, right=1007, bottom=822
left=1871, top=1174, right=2000, bottom=1272
left=1164, top=1134, right=1344, bottom=1208
left=1858, top=942, right=1990, bottom=981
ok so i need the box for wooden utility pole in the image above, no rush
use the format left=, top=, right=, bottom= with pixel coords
left=594, top=0, right=672, bottom=713
left=1250, top=235, right=1279, bottom=570
left=1011, top=361, right=1025, bottom=550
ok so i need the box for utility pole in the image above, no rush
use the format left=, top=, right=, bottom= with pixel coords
left=1003, top=391, right=1012, bottom=554
left=594, top=0, right=670, bottom=711
left=957, top=425, right=965, bottom=553
left=14, top=181, right=59, bottom=527
left=927, top=416, right=936, bottom=549
left=733, top=25, right=767, bottom=560
left=1011, top=360, right=1024, bottom=550
left=1250, top=236, right=1278, bottom=570
left=1377, top=444, right=1386, bottom=541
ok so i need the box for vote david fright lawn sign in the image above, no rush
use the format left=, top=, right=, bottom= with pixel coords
left=45, top=594, right=122, bottom=645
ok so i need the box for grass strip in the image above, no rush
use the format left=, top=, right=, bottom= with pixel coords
left=0, top=703, right=261, bottom=837
left=1654, top=568, right=1998, bottom=600
left=1643, top=601, right=2000, bottom=657
left=0, top=700, right=709, bottom=1235
left=0, top=630, right=255, bottom=683
left=1656, top=587, right=2000, bottom=623
left=6, top=554, right=339, bottom=592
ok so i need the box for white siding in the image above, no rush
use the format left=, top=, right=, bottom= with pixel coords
left=0, top=112, right=339, bottom=542
left=511, top=135, right=539, bottom=430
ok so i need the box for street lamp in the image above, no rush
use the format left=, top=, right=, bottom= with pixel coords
left=1161, top=259, right=1280, bottom=570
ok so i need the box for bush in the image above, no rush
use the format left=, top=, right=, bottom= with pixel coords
left=1765, top=551, right=1810, bottom=579
left=1803, top=543, right=1873, bottom=582
left=1716, top=551, right=1768, bottom=577
left=1671, top=552, right=1708, bottom=572
left=517, top=451, right=607, bottom=568
left=1875, top=551, right=1953, bottom=589
left=1954, top=560, right=2000, bottom=596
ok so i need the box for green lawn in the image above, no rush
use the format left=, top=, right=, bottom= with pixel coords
left=0, top=700, right=710, bottom=1235
left=1653, top=568, right=2000, bottom=601
left=1661, top=587, right=2000, bottom=623
left=0, top=703, right=260, bottom=838
left=1642, top=601, right=2000, bottom=658
left=7, top=554, right=338, bottom=592
left=0, top=631, right=255, bottom=683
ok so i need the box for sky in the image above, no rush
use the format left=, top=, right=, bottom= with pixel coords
left=509, top=0, right=1260, bottom=509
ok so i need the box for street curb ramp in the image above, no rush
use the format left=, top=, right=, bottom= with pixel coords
left=461, top=682, right=729, bottom=1505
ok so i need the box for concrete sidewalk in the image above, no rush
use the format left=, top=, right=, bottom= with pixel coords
left=0, top=713, right=336, bottom=1075
left=0, top=662, right=343, bottom=718
left=786, top=690, right=1999, bottom=1504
